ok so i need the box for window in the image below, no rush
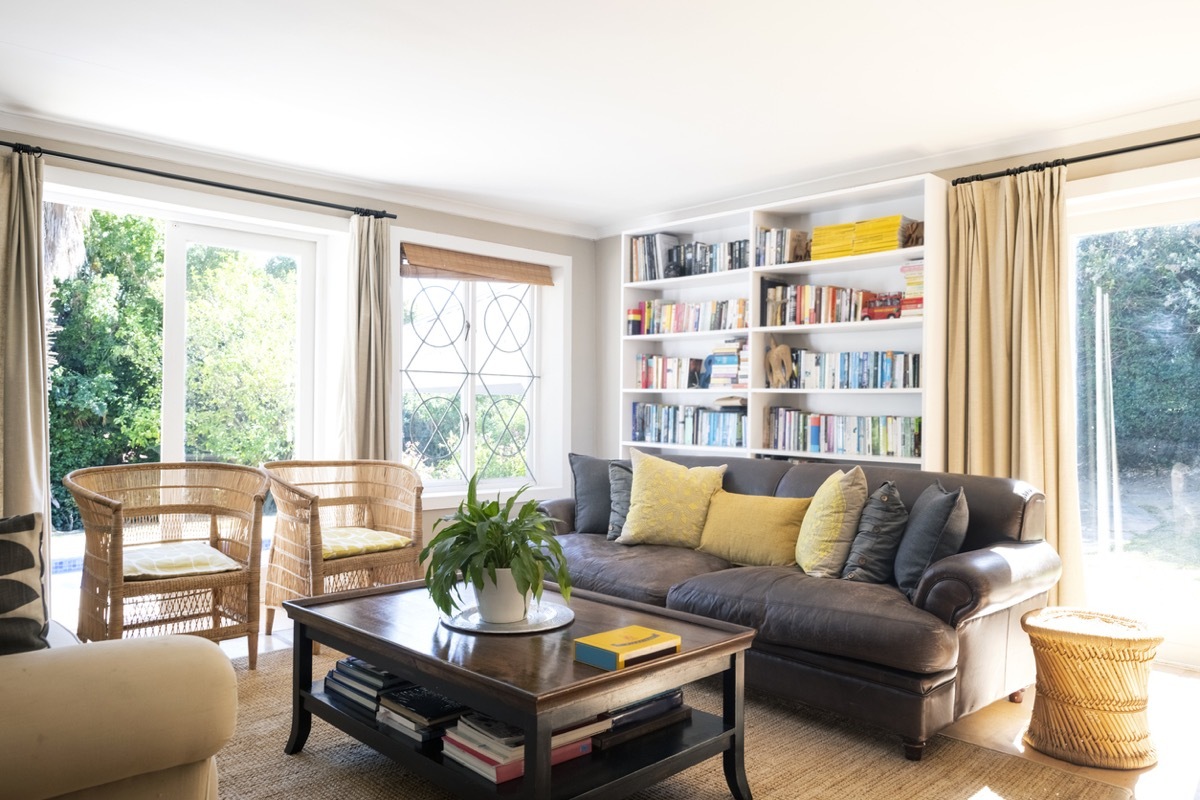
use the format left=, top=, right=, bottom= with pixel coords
left=391, top=232, right=569, bottom=499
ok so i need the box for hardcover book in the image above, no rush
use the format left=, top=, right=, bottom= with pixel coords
left=378, top=684, right=468, bottom=727
left=574, top=625, right=682, bottom=671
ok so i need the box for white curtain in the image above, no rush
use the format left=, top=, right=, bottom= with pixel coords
left=946, top=165, right=1085, bottom=606
left=341, top=215, right=392, bottom=460
left=0, top=151, right=48, bottom=517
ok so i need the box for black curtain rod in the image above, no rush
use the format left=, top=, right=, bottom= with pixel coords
left=1, top=139, right=396, bottom=219
left=951, top=130, right=1200, bottom=186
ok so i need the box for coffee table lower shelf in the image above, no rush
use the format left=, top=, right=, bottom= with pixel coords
left=305, top=685, right=734, bottom=800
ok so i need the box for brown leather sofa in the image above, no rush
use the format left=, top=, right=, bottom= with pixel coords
left=543, top=455, right=1062, bottom=760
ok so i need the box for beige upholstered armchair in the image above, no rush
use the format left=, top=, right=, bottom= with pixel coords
left=260, top=460, right=423, bottom=634
left=63, top=461, right=269, bottom=668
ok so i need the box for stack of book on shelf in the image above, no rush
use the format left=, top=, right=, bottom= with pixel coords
left=629, top=232, right=679, bottom=282
left=441, top=711, right=609, bottom=783
left=761, top=280, right=868, bottom=326
left=594, top=687, right=691, bottom=750
left=787, top=349, right=921, bottom=390
left=705, top=340, right=745, bottom=390
left=633, top=298, right=749, bottom=335
left=630, top=402, right=746, bottom=448
left=764, top=410, right=922, bottom=458
left=375, top=683, right=469, bottom=744
left=635, top=354, right=704, bottom=389
left=810, top=223, right=856, bottom=260
left=574, top=624, right=682, bottom=671
left=323, top=656, right=410, bottom=717
left=851, top=215, right=918, bottom=255
left=756, top=226, right=809, bottom=266
left=900, top=260, right=924, bottom=317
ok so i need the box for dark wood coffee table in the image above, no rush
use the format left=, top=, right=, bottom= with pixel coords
left=283, top=581, right=756, bottom=799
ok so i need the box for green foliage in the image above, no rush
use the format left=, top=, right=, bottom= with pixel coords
left=402, top=391, right=530, bottom=481
left=48, top=210, right=164, bottom=530
left=419, top=474, right=570, bottom=616
left=1077, top=224, right=1200, bottom=469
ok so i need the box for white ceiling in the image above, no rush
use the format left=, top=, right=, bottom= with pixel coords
left=4, top=0, right=1200, bottom=238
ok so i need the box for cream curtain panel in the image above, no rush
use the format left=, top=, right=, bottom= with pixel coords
left=947, top=166, right=1084, bottom=606
left=342, top=215, right=392, bottom=460
left=0, top=152, right=49, bottom=517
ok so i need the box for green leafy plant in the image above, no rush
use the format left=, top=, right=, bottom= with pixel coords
left=420, top=474, right=571, bottom=616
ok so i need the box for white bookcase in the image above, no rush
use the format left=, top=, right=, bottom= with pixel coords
left=618, top=173, right=947, bottom=470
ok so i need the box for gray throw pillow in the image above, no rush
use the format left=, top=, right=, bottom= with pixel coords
left=569, top=453, right=612, bottom=534
left=606, top=462, right=633, bottom=540
left=841, top=481, right=908, bottom=583
left=893, top=482, right=969, bottom=600
left=0, top=513, right=49, bottom=655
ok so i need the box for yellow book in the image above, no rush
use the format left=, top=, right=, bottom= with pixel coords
left=574, top=625, right=682, bottom=670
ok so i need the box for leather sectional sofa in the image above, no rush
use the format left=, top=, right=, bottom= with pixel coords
left=542, top=454, right=1062, bottom=760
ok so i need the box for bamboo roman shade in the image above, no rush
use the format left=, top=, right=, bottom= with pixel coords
left=400, top=242, right=554, bottom=286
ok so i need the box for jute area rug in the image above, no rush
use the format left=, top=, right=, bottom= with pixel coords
left=218, top=649, right=1130, bottom=800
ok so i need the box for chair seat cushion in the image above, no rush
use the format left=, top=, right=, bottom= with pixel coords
left=124, top=541, right=242, bottom=580
left=322, top=527, right=413, bottom=560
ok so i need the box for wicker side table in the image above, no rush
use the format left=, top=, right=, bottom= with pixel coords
left=1020, top=607, right=1163, bottom=769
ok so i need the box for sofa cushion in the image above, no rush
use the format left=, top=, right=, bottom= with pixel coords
left=795, top=466, right=867, bottom=577
left=569, top=453, right=612, bottom=534
left=616, top=449, right=725, bottom=548
left=558, top=532, right=731, bottom=606
left=667, top=566, right=958, bottom=673
left=841, top=481, right=909, bottom=583
left=0, top=513, right=49, bottom=655
left=894, top=481, right=969, bottom=599
left=698, top=491, right=810, bottom=566
left=606, top=461, right=633, bottom=541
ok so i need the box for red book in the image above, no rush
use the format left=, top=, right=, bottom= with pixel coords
left=441, top=735, right=592, bottom=783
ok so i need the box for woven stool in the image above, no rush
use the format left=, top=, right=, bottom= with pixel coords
left=1021, top=607, right=1162, bottom=769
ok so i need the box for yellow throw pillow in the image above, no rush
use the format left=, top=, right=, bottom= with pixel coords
left=616, top=450, right=726, bottom=548
left=699, top=490, right=812, bottom=566
left=322, top=527, right=413, bottom=560
left=795, top=466, right=868, bottom=577
left=123, top=541, right=241, bottom=580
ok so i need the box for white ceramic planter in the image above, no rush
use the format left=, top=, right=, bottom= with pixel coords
left=475, top=568, right=532, bottom=624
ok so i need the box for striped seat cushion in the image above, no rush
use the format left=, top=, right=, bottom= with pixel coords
left=124, top=541, right=242, bottom=580
left=322, top=527, right=413, bottom=560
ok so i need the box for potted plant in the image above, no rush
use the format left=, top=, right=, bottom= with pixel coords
left=421, top=474, right=572, bottom=623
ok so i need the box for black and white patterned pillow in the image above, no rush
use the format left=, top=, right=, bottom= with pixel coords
left=0, top=513, right=49, bottom=654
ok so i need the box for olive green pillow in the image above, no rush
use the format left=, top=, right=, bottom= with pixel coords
left=699, top=490, right=811, bottom=566
left=795, top=466, right=868, bottom=577
left=616, top=450, right=726, bottom=548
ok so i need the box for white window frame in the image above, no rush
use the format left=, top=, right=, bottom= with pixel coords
left=391, top=228, right=571, bottom=511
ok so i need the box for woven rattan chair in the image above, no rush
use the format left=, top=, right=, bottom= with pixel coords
left=63, top=462, right=269, bottom=668
left=261, top=460, right=423, bottom=635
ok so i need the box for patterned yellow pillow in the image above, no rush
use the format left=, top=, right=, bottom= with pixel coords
left=323, top=527, right=413, bottom=560
left=123, top=541, right=241, bottom=580
left=615, top=450, right=726, bottom=548
left=795, top=466, right=868, bottom=577
left=699, top=491, right=812, bottom=566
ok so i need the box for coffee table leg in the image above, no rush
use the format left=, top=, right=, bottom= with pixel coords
left=285, top=622, right=314, bottom=754
left=722, top=652, right=753, bottom=800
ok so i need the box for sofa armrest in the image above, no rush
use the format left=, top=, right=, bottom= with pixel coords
left=913, top=541, right=1063, bottom=626
left=0, top=635, right=237, bottom=800
left=538, top=498, right=576, bottom=536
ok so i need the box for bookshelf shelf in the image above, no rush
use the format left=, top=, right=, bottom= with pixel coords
left=619, top=173, right=947, bottom=469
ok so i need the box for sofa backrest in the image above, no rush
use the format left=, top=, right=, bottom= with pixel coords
left=637, top=455, right=1046, bottom=552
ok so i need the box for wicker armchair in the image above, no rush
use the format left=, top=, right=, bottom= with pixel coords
left=261, top=460, right=423, bottom=634
left=63, top=462, right=269, bottom=668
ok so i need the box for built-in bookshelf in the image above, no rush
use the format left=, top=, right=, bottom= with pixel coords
left=619, top=174, right=947, bottom=469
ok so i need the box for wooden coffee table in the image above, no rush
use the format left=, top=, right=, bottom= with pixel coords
left=283, top=581, right=756, bottom=799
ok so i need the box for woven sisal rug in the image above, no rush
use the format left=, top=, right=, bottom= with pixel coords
left=217, top=648, right=1131, bottom=800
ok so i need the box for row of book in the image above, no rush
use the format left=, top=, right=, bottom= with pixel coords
left=633, top=339, right=750, bottom=390
left=762, top=281, right=887, bottom=327
left=322, top=656, right=690, bottom=785
left=756, top=226, right=809, bottom=266
left=628, top=232, right=751, bottom=282
left=630, top=402, right=746, bottom=448
left=630, top=298, right=749, bottom=336
left=774, top=348, right=921, bottom=390
left=763, top=411, right=922, bottom=458
left=811, top=215, right=918, bottom=259
left=707, top=339, right=751, bottom=390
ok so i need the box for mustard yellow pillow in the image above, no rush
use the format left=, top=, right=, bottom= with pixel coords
left=616, top=450, right=726, bottom=547
left=699, top=491, right=812, bottom=566
left=323, top=526, right=413, bottom=560
left=795, top=466, right=868, bottom=577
